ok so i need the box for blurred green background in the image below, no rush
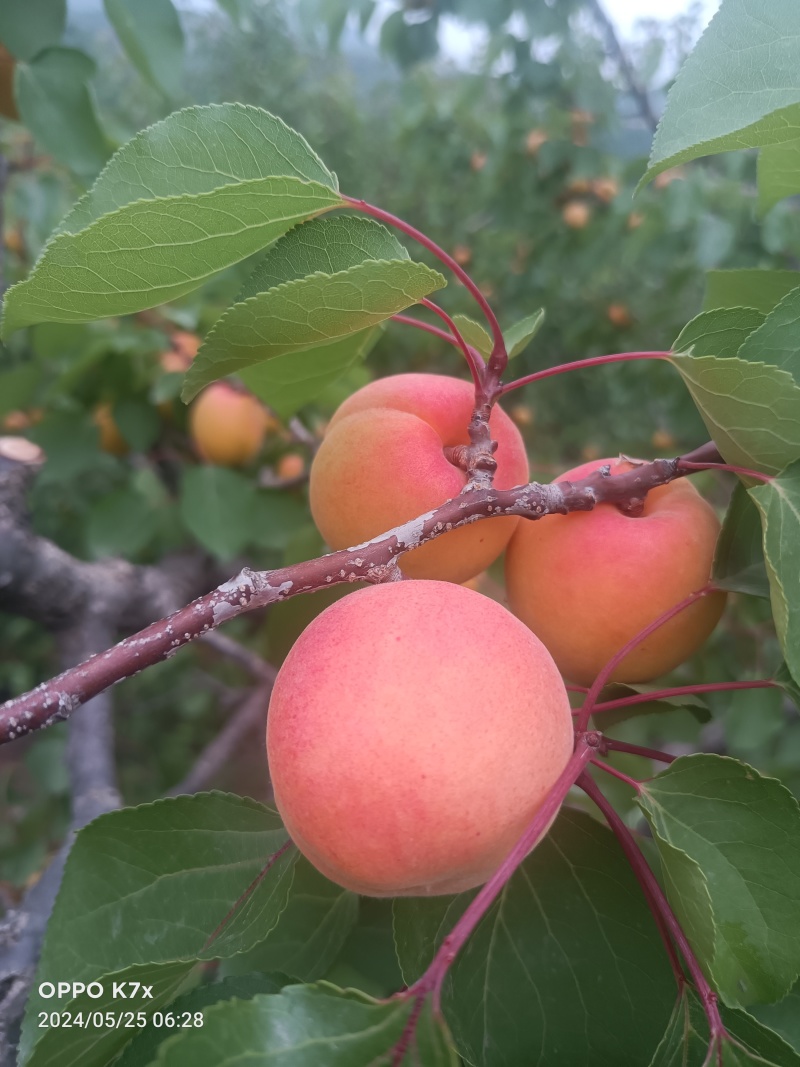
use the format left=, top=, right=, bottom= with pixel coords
left=1, top=0, right=796, bottom=908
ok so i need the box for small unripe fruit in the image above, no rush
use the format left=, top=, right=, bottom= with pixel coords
left=505, top=457, right=727, bottom=685
left=309, top=373, right=529, bottom=583
left=592, top=177, right=619, bottom=203
left=470, top=150, right=487, bottom=172
left=267, top=581, right=574, bottom=897
left=652, top=429, right=677, bottom=452
left=565, top=177, right=592, bottom=196
left=563, top=200, right=591, bottom=229
left=654, top=167, right=686, bottom=189
left=2, top=410, right=30, bottom=432
left=510, top=403, right=534, bottom=428
left=277, top=453, right=305, bottom=480
left=525, top=128, right=548, bottom=156
left=189, top=382, right=270, bottom=467
left=452, top=244, right=472, bottom=267
left=93, top=404, right=129, bottom=456
left=607, top=303, right=633, bottom=328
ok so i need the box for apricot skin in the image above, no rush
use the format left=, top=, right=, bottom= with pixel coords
left=189, top=382, right=270, bottom=467
left=505, top=457, right=726, bottom=686
left=309, top=374, right=529, bottom=584
left=266, top=581, right=574, bottom=897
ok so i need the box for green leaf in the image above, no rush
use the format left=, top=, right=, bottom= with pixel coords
left=57, top=104, right=338, bottom=237
left=638, top=754, right=800, bottom=1007
left=673, top=307, right=765, bottom=359
left=115, top=974, right=290, bottom=1067
left=232, top=216, right=399, bottom=414
left=451, top=313, right=491, bottom=358
left=22, top=960, right=195, bottom=1067
left=183, top=259, right=445, bottom=401
left=0, top=0, right=65, bottom=61
left=704, top=271, right=800, bottom=315
left=14, top=48, right=111, bottom=182
left=21, top=795, right=296, bottom=1062
left=322, top=898, right=404, bottom=999
left=714, top=482, right=771, bottom=597
left=642, top=1, right=800, bottom=186
left=505, top=308, right=545, bottom=359
left=758, top=139, right=800, bottom=215
left=394, top=808, right=674, bottom=1067
left=113, top=399, right=161, bottom=452
left=179, top=466, right=257, bottom=560
left=103, top=0, right=184, bottom=98
left=650, top=987, right=800, bottom=1067
left=221, top=857, right=358, bottom=983
left=669, top=353, right=800, bottom=476
left=750, top=463, right=800, bottom=686
left=2, top=179, right=343, bottom=337
left=593, top=683, right=711, bottom=728
left=737, top=287, right=800, bottom=384
left=86, top=486, right=159, bottom=559
left=774, top=662, right=800, bottom=714
left=0, top=362, right=40, bottom=417
left=237, top=214, right=409, bottom=299
left=751, top=978, right=800, bottom=1054
left=144, top=984, right=457, bottom=1066
left=248, top=490, right=310, bottom=551
left=240, top=326, right=381, bottom=418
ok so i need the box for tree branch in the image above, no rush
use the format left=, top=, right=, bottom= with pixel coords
left=0, top=451, right=700, bottom=742
left=585, top=0, right=659, bottom=132
left=167, top=678, right=275, bottom=797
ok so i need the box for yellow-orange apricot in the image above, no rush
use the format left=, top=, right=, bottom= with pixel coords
left=452, top=244, right=472, bottom=267
left=309, top=373, right=529, bottom=583
left=93, top=404, right=129, bottom=456
left=189, top=382, right=270, bottom=467
left=563, top=200, right=591, bottom=229
left=592, top=177, right=620, bottom=203
left=652, top=429, right=677, bottom=452
left=277, top=453, right=305, bottom=480
left=510, top=403, right=534, bottom=428
left=505, top=457, right=726, bottom=685
left=525, top=128, right=548, bottom=156
left=266, top=581, right=574, bottom=897
left=2, top=410, right=30, bottom=432
left=607, top=303, right=633, bottom=328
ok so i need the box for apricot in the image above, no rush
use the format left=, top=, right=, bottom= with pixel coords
left=505, top=457, right=726, bottom=685
left=309, top=373, right=529, bottom=583
left=277, top=453, right=305, bottom=480
left=189, top=382, right=271, bottom=467
left=563, top=200, right=592, bottom=229
left=607, top=303, right=633, bottom=328
left=525, top=128, right=548, bottom=156
left=93, top=404, right=129, bottom=456
left=266, top=581, right=574, bottom=897
left=592, top=177, right=620, bottom=203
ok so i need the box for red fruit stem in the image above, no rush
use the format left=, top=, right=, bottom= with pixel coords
left=419, top=298, right=486, bottom=388
left=590, top=758, right=643, bottom=790
left=341, top=195, right=507, bottom=374
left=579, top=773, right=726, bottom=1048
left=676, top=460, right=773, bottom=483
left=601, top=739, right=676, bottom=763
left=575, top=585, right=716, bottom=734
left=392, top=313, right=462, bottom=348
left=405, top=734, right=598, bottom=1013
left=592, top=679, right=777, bottom=714
left=499, top=351, right=672, bottom=395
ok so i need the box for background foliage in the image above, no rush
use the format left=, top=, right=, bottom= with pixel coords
left=1, top=1, right=800, bottom=1064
